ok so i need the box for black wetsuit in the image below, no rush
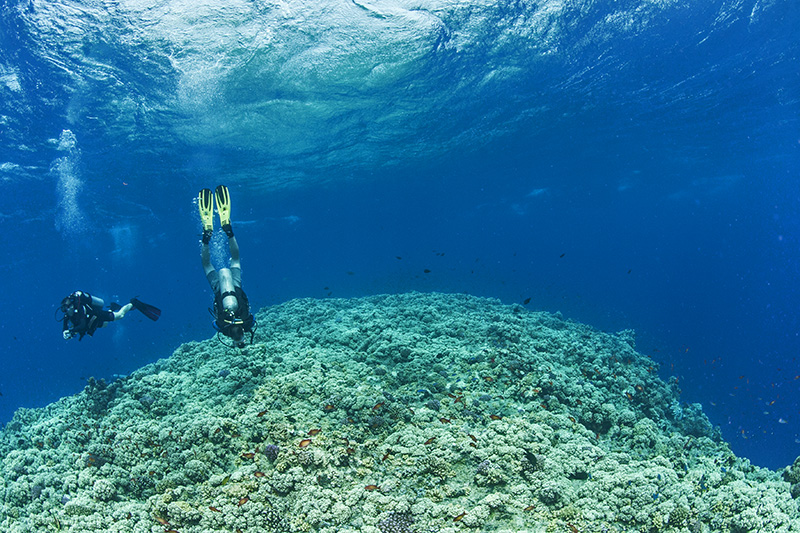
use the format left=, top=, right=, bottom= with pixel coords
left=63, top=293, right=114, bottom=340
left=212, top=286, right=255, bottom=334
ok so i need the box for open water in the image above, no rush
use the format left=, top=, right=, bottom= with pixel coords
left=0, top=0, right=798, bottom=469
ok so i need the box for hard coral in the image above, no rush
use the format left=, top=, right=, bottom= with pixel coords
left=378, top=511, right=414, bottom=533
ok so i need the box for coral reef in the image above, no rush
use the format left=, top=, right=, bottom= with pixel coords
left=0, top=292, right=798, bottom=532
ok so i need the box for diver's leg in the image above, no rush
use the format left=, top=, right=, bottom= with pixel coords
left=113, top=303, right=134, bottom=321
left=201, top=243, right=215, bottom=278
left=229, top=235, right=241, bottom=269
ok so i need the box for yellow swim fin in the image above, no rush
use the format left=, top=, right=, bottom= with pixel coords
left=198, top=188, right=214, bottom=232
left=198, top=188, right=214, bottom=243
left=215, top=184, right=232, bottom=228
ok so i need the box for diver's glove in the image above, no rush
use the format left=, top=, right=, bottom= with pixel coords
left=63, top=330, right=74, bottom=340
left=222, top=223, right=234, bottom=238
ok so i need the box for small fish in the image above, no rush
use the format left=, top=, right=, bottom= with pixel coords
left=490, top=414, right=502, bottom=420
left=424, top=437, right=436, bottom=445
left=372, top=402, right=384, bottom=410
left=424, top=269, right=431, bottom=273
left=635, top=385, right=643, bottom=392
left=208, top=506, right=221, bottom=512
left=346, top=447, right=355, bottom=454
left=559, top=253, right=565, bottom=258
left=626, top=392, right=634, bottom=401
left=523, top=505, right=535, bottom=512
left=154, top=516, right=169, bottom=525
left=165, top=529, right=179, bottom=533
left=299, top=439, right=312, bottom=448
left=214, top=427, right=221, bottom=434
left=241, top=452, right=255, bottom=460
left=382, top=449, right=392, bottom=461
left=439, top=417, right=451, bottom=424
left=365, top=484, right=380, bottom=491
left=523, top=298, right=531, bottom=305
left=396, top=256, right=402, bottom=260
left=254, top=471, right=266, bottom=478
left=238, top=496, right=249, bottom=506
left=468, top=434, right=477, bottom=442
left=453, top=512, right=467, bottom=522
left=469, top=442, right=477, bottom=448
left=483, top=376, right=493, bottom=382
left=257, top=409, right=268, bottom=417
left=323, top=404, right=336, bottom=412
left=308, top=429, right=321, bottom=436
left=568, top=416, right=576, bottom=423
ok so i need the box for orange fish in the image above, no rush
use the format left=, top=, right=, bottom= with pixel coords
left=523, top=505, right=535, bottom=512
left=453, top=512, right=467, bottom=522
left=439, top=417, right=451, bottom=424
left=365, top=484, right=380, bottom=491
left=241, top=452, right=255, bottom=460
left=257, top=409, right=268, bottom=417
left=238, top=496, right=249, bottom=506
left=490, top=414, right=502, bottom=420
left=154, top=516, right=169, bottom=526
left=208, top=506, right=221, bottom=512
left=299, top=439, right=312, bottom=448
left=372, top=402, right=384, bottom=410
left=254, top=471, right=266, bottom=478
left=424, top=437, right=436, bottom=445
left=308, top=429, right=321, bottom=436
left=468, top=434, right=477, bottom=442
left=323, top=404, right=336, bottom=412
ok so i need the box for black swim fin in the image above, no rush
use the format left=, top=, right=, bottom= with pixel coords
left=130, top=298, right=161, bottom=321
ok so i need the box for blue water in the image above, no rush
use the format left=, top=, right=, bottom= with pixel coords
left=1, top=0, right=798, bottom=469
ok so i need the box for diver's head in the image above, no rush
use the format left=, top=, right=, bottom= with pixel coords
left=60, top=295, right=77, bottom=316
left=221, top=309, right=246, bottom=348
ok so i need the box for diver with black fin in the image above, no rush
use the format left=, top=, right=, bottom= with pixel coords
left=58, top=291, right=160, bottom=340
left=198, top=185, right=256, bottom=348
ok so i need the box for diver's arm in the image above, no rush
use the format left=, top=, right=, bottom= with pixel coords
left=229, top=235, right=241, bottom=269
left=62, top=317, right=74, bottom=339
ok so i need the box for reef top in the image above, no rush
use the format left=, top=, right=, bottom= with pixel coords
left=2, top=292, right=798, bottom=532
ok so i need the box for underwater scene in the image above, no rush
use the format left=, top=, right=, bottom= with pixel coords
left=1, top=0, right=799, bottom=531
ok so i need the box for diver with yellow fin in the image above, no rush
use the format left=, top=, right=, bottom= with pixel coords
left=58, top=291, right=160, bottom=340
left=198, top=185, right=256, bottom=348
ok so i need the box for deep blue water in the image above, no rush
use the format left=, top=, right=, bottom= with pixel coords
left=1, top=0, right=798, bottom=469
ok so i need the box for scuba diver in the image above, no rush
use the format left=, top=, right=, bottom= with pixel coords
left=198, top=185, right=256, bottom=348
left=59, top=291, right=160, bottom=340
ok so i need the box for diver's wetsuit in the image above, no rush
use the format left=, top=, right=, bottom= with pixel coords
left=62, top=292, right=114, bottom=340
left=207, top=267, right=254, bottom=333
